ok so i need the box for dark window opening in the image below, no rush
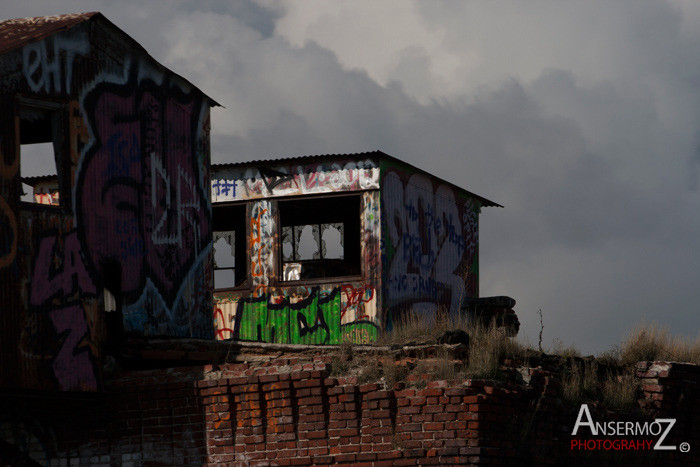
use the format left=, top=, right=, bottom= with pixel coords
left=19, top=105, right=62, bottom=205
left=213, top=204, right=247, bottom=289
left=280, top=195, right=361, bottom=281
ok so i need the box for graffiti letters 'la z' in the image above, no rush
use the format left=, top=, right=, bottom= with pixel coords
left=30, top=230, right=98, bottom=391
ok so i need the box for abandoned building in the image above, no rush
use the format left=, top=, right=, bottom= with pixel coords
left=0, top=12, right=218, bottom=392
left=6, top=12, right=696, bottom=467
left=0, top=10, right=515, bottom=398
left=211, top=152, right=502, bottom=345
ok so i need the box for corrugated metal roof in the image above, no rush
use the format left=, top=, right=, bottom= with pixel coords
left=0, top=12, right=220, bottom=107
left=0, top=12, right=99, bottom=55
left=213, top=150, right=502, bottom=207
left=211, top=150, right=385, bottom=170
left=21, top=174, right=58, bottom=186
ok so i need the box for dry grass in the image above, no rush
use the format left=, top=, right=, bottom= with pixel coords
left=620, top=321, right=700, bottom=366
left=550, top=338, right=581, bottom=359
left=378, top=308, right=471, bottom=346
left=602, top=372, right=638, bottom=411
left=381, top=356, right=410, bottom=387
left=357, top=359, right=383, bottom=384
left=379, top=308, right=529, bottom=380
left=561, top=360, right=598, bottom=405
left=466, top=319, right=527, bottom=378
left=414, top=348, right=466, bottom=382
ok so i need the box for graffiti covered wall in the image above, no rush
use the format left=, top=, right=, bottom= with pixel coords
left=0, top=14, right=213, bottom=391
left=213, top=167, right=382, bottom=344
left=76, top=60, right=212, bottom=337
left=212, top=158, right=380, bottom=202
left=381, top=159, right=481, bottom=324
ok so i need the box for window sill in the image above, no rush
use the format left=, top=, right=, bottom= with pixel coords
left=278, top=275, right=365, bottom=287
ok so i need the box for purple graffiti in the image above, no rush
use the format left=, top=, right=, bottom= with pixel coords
left=30, top=230, right=97, bottom=391
left=30, top=231, right=96, bottom=306
left=212, top=179, right=236, bottom=198
left=49, top=305, right=97, bottom=391
left=76, top=69, right=210, bottom=307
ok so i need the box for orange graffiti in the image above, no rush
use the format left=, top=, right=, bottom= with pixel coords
left=210, top=394, right=231, bottom=429
left=250, top=207, right=268, bottom=297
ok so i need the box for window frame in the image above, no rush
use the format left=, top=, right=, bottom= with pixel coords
left=15, top=95, right=69, bottom=212
left=276, top=192, right=364, bottom=286
left=212, top=201, right=249, bottom=292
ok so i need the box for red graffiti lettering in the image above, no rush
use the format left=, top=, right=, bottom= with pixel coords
left=340, top=284, right=374, bottom=319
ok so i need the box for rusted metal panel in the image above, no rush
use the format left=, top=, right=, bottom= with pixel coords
left=380, top=156, right=482, bottom=325
left=0, top=12, right=99, bottom=55
left=0, top=14, right=215, bottom=391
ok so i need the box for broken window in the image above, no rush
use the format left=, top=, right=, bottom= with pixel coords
left=280, top=195, right=361, bottom=281
left=19, top=104, right=62, bottom=206
left=213, top=203, right=247, bottom=290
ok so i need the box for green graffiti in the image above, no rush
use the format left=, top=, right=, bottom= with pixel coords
left=230, top=286, right=376, bottom=345
left=341, top=321, right=379, bottom=344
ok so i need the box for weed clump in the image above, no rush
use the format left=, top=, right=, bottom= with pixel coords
left=602, top=372, right=638, bottom=411
left=561, top=360, right=598, bottom=406
left=620, top=321, right=700, bottom=366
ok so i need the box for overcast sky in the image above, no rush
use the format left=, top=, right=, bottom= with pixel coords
left=6, top=0, right=700, bottom=354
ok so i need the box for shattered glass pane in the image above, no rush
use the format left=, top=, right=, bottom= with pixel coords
left=214, top=269, right=236, bottom=289
left=321, top=223, right=344, bottom=259
left=213, top=232, right=235, bottom=268
left=295, top=224, right=320, bottom=260
left=282, top=226, right=294, bottom=261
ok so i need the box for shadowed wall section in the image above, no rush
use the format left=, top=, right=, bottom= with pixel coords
left=0, top=13, right=215, bottom=392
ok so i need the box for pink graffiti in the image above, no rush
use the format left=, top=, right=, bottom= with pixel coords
left=49, top=305, right=97, bottom=391
left=77, top=74, right=210, bottom=306
left=30, top=231, right=97, bottom=391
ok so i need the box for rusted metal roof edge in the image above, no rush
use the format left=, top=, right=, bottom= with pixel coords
left=21, top=174, right=58, bottom=186
left=0, top=11, right=99, bottom=55
left=0, top=12, right=220, bottom=107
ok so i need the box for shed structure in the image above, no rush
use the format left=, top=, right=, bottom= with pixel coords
left=0, top=13, right=217, bottom=391
left=211, top=151, right=500, bottom=345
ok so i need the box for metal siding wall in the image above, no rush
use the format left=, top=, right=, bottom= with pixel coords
left=214, top=283, right=379, bottom=345
left=0, top=19, right=214, bottom=391
left=380, top=157, right=480, bottom=325
left=0, top=93, right=22, bottom=388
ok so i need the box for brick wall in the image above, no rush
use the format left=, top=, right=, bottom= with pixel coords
left=1, top=358, right=699, bottom=465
